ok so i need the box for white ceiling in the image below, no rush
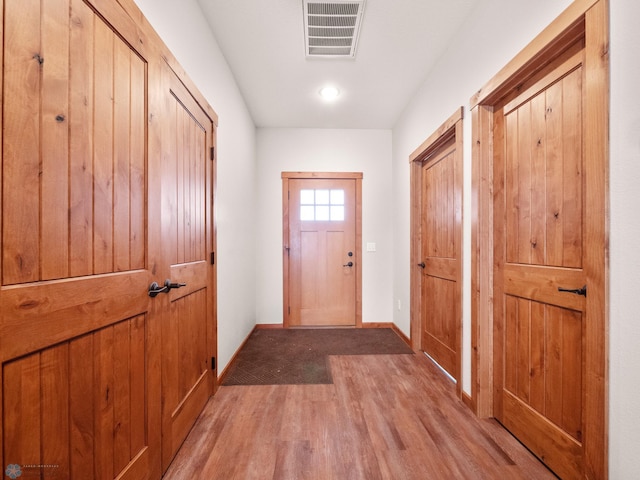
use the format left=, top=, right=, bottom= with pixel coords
left=197, top=0, right=481, bottom=129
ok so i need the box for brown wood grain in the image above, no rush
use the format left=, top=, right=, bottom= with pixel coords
left=41, top=0, right=70, bottom=281
left=69, top=0, right=95, bottom=278
left=289, top=177, right=358, bottom=327
left=41, top=345, right=70, bottom=479
left=93, top=19, right=115, bottom=275
left=411, top=109, right=463, bottom=398
left=3, top=0, right=41, bottom=285
left=161, top=70, right=216, bottom=472
left=164, top=354, right=557, bottom=480
left=471, top=105, right=495, bottom=418
left=476, top=5, right=608, bottom=473
left=69, top=334, right=95, bottom=479
left=502, top=390, right=582, bottom=480
left=583, top=1, right=609, bottom=476
left=0, top=270, right=151, bottom=362
left=3, top=355, right=41, bottom=470
left=3, top=13, right=164, bottom=477
left=113, top=321, right=132, bottom=473
left=0, top=0, right=217, bottom=476
left=130, top=58, right=146, bottom=270
left=497, top=58, right=587, bottom=476
left=130, top=315, right=147, bottom=455
left=113, top=40, right=132, bottom=273
left=419, top=129, right=460, bottom=386
left=94, top=326, right=115, bottom=480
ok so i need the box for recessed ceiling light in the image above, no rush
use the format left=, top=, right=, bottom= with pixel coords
left=319, top=86, right=340, bottom=101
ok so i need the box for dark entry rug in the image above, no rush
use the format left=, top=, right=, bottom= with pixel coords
left=222, top=328, right=414, bottom=386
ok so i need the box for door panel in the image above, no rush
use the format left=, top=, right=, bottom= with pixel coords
left=2, top=317, right=153, bottom=480
left=161, top=71, right=215, bottom=470
left=1, top=0, right=217, bottom=477
left=420, top=139, right=460, bottom=379
left=495, top=52, right=586, bottom=480
left=289, top=178, right=357, bottom=326
left=0, top=0, right=159, bottom=478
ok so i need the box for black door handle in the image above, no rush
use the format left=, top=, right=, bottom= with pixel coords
left=165, top=279, right=187, bottom=290
left=148, top=280, right=187, bottom=297
left=417, top=262, right=426, bottom=268
left=558, top=285, right=587, bottom=297
left=148, top=281, right=169, bottom=297
left=343, top=261, right=354, bottom=267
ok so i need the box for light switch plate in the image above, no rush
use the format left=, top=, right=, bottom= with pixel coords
left=366, top=242, right=376, bottom=252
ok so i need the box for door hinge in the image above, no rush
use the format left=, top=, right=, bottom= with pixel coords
left=210, top=146, right=215, bottom=161
left=211, top=356, right=216, bottom=370
left=210, top=251, right=215, bottom=265
left=288, top=306, right=291, bottom=315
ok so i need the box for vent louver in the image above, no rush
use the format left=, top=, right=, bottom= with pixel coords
left=303, top=1, right=366, bottom=58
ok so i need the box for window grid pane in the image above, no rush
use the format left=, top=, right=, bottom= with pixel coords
left=300, top=189, right=315, bottom=205
left=316, top=205, right=329, bottom=221
left=315, top=189, right=330, bottom=205
left=330, top=189, right=344, bottom=205
left=299, top=188, right=345, bottom=222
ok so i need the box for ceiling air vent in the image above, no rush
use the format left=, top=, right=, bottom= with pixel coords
left=303, top=0, right=366, bottom=58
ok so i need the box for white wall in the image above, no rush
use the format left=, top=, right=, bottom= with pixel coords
left=134, top=0, right=258, bottom=372
left=256, top=129, right=393, bottom=326
left=609, top=0, right=640, bottom=476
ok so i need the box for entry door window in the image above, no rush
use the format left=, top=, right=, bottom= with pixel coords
left=300, top=189, right=345, bottom=221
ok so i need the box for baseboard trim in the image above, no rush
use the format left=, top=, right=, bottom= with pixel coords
left=217, top=325, right=264, bottom=384
left=362, top=322, right=394, bottom=329
left=254, top=323, right=284, bottom=329
left=462, top=391, right=476, bottom=413
left=363, top=322, right=412, bottom=349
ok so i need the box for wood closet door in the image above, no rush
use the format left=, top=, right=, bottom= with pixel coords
left=494, top=51, right=587, bottom=480
left=0, top=0, right=161, bottom=478
left=420, top=137, right=460, bottom=380
left=160, top=70, right=216, bottom=470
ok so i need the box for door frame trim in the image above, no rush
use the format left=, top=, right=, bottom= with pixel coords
left=281, top=172, right=363, bottom=328
left=470, top=0, right=608, bottom=477
left=409, top=107, right=464, bottom=399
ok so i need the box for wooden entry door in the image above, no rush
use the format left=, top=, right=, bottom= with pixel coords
left=493, top=50, right=592, bottom=480
left=420, top=137, right=461, bottom=380
left=283, top=173, right=362, bottom=327
left=160, top=69, right=217, bottom=470
left=0, top=0, right=161, bottom=477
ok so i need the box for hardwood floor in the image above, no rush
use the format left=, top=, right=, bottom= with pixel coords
left=164, top=353, right=555, bottom=479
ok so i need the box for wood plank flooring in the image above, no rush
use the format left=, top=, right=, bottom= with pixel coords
left=164, top=354, right=555, bottom=479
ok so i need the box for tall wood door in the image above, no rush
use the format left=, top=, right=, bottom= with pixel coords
left=493, top=50, right=589, bottom=480
left=420, top=137, right=461, bottom=380
left=287, top=178, right=357, bottom=326
left=0, top=0, right=161, bottom=478
left=160, top=69, right=216, bottom=470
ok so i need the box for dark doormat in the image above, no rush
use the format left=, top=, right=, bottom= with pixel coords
left=221, top=328, right=414, bottom=386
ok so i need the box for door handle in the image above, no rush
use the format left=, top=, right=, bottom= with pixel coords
left=148, top=281, right=169, bottom=297
left=558, top=285, right=587, bottom=297
left=417, top=262, right=426, bottom=269
left=165, top=279, right=187, bottom=290
left=148, top=280, right=187, bottom=297
left=343, top=261, right=354, bottom=267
